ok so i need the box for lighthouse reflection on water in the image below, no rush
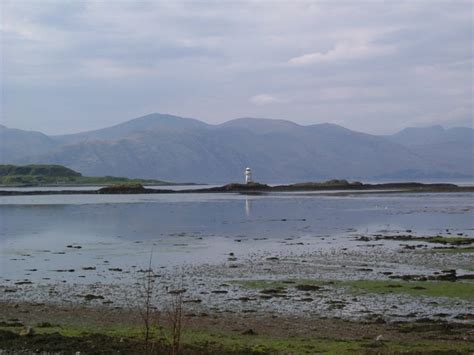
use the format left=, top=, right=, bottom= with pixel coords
left=245, top=198, right=252, bottom=217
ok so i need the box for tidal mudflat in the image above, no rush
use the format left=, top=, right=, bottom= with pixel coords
left=1, top=190, right=473, bottom=353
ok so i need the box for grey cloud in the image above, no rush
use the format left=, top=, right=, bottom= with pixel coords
left=1, top=0, right=472, bottom=134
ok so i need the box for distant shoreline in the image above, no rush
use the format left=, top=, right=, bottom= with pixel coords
left=0, top=182, right=200, bottom=188
left=1, top=181, right=473, bottom=196
left=0, top=164, right=201, bottom=188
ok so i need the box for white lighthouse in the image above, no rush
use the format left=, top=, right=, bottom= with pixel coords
left=245, top=167, right=253, bottom=184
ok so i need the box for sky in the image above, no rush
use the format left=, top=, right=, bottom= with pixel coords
left=1, top=0, right=472, bottom=135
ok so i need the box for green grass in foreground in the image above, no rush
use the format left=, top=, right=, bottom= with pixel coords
left=0, top=324, right=472, bottom=354
left=232, top=279, right=474, bottom=301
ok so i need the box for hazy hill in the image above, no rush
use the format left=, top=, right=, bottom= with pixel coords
left=53, top=113, right=208, bottom=144
left=1, top=114, right=472, bottom=182
left=388, top=125, right=474, bottom=147
left=387, top=126, right=474, bottom=179
left=0, top=125, right=59, bottom=162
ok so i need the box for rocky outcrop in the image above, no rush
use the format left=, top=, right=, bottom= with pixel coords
left=98, top=184, right=173, bottom=194
left=1, top=181, right=472, bottom=196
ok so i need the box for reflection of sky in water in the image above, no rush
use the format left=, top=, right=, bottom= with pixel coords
left=0, top=192, right=472, bottom=283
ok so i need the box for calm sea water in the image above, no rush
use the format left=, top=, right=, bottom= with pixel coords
left=0, top=191, right=473, bottom=283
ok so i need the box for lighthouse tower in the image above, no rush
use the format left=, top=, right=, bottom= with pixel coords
left=245, top=167, right=253, bottom=184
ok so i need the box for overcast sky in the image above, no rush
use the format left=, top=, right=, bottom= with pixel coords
left=1, top=0, right=472, bottom=135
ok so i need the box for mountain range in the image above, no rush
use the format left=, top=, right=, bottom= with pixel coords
left=1, top=113, right=473, bottom=183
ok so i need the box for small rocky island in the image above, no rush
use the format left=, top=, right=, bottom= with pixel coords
left=1, top=164, right=472, bottom=195
left=1, top=179, right=473, bottom=196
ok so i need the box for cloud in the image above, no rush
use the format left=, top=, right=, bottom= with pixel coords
left=250, top=94, right=280, bottom=106
left=1, top=0, right=472, bottom=134
left=80, top=59, right=155, bottom=79
left=318, top=86, right=388, bottom=101
left=288, top=41, right=395, bottom=66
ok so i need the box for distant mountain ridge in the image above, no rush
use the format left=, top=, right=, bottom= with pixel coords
left=387, top=125, right=473, bottom=146
left=1, top=113, right=472, bottom=182
left=52, top=113, right=208, bottom=144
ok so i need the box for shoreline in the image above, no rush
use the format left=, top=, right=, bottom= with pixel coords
left=1, top=300, right=473, bottom=354
left=2, top=281, right=473, bottom=353
left=1, top=181, right=474, bottom=196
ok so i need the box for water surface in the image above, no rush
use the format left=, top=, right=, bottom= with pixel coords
left=1, top=191, right=473, bottom=284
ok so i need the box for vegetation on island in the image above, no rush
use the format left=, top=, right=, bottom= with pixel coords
left=0, top=164, right=177, bottom=186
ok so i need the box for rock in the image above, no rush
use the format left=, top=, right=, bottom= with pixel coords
left=98, top=184, right=148, bottom=194
left=260, top=288, right=285, bottom=295
left=454, top=313, right=474, bottom=320
left=0, top=321, right=24, bottom=327
left=36, top=322, right=55, bottom=328
left=242, top=329, right=257, bottom=335
left=238, top=297, right=252, bottom=302
left=19, top=327, right=35, bottom=336
left=83, top=294, right=104, bottom=301
left=14, top=281, right=32, bottom=285
left=295, top=284, right=321, bottom=292
left=183, top=299, right=202, bottom=303
left=441, top=269, right=456, bottom=274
